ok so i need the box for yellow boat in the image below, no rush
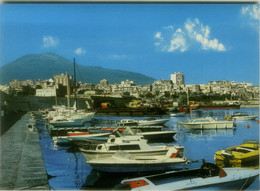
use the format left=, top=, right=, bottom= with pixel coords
left=214, top=140, right=259, bottom=167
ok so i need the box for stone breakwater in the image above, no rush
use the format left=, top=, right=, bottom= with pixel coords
left=0, top=112, right=49, bottom=190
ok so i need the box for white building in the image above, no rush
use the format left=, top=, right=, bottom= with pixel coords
left=36, top=88, right=56, bottom=97
left=54, top=73, right=73, bottom=87
left=171, top=72, right=184, bottom=85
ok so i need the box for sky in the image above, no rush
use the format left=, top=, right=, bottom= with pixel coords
left=0, top=3, right=259, bottom=85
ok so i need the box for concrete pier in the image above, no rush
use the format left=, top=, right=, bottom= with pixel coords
left=0, top=112, right=49, bottom=190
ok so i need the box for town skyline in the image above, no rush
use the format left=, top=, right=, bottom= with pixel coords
left=2, top=71, right=258, bottom=108
left=1, top=3, right=259, bottom=85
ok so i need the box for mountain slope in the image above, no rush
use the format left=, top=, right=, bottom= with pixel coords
left=0, top=53, right=155, bottom=85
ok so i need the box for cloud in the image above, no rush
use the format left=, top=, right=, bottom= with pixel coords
left=110, top=54, right=127, bottom=60
left=154, top=18, right=226, bottom=52
left=43, top=36, right=59, bottom=48
left=154, top=32, right=163, bottom=41
left=241, top=4, right=260, bottom=21
left=168, top=28, right=187, bottom=52
left=75, top=48, right=86, bottom=55
left=185, top=18, right=226, bottom=51
left=240, top=5, right=259, bottom=31
left=163, top=25, right=174, bottom=30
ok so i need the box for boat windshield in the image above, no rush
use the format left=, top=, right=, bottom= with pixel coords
left=194, top=119, right=211, bottom=122
left=146, top=169, right=201, bottom=186
left=242, top=140, right=259, bottom=145
left=108, top=144, right=141, bottom=151
left=228, top=147, right=257, bottom=153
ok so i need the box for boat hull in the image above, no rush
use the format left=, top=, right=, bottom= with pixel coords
left=141, top=131, right=176, bottom=142
left=88, top=161, right=186, bottom=173
left=215, top=157, right=259, bottom=167
left=49, top=121, right=84, bottom=127
left=181, top=122, right=234, bottom=130
left=232, top=116, right=258, bottom=120
left=199, top=105, right=240, bottom=110
left=138, top=119, right=169, bottom=126
left=81, top=149, right=169, bottom=161
left=181, top=174, right=258, bottom=191
left=70, top=112, right=95, bottom=123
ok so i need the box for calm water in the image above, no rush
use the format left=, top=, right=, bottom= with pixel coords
left=37, top=108, right=259, bottom=190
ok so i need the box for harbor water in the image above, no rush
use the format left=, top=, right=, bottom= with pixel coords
left=37, top=108, right=259, bottom=190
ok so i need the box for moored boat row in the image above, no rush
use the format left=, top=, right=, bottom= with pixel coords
left=39, top=106, right=258, bottom=190
left=117, top=140, right=259, bottom=190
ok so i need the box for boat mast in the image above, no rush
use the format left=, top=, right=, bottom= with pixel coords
left=187, top=88, right=189, bottom=105
left=67, top=72, right=71, bottom=107
left=73, top=58, right=78, bottom=110
left=54, top=86, right=57, bottom=106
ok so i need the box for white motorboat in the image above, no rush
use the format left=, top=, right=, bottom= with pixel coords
left=117, top=118, right=169, bottom=126
left=117, top=119, right=139, bottom=126
left=62, top=127, right=176, bottom=144
left=119, top=162, right=259, bottom=190
left=48, top=111, right=95, bottom=127
left=120, top=127, right=176, bottom=143
left=179, top=117, right=234, bottom=130
left=225, top=113, right=258, bottom=121
left=49, top=117, right=84, bottom=127
left=79, top=134, right=184, bottom=161
left=87, top=148, right=188, bottom=173
left=137, top=118, right=169, bottom=126
left=53, top=132, right=111, bottom=146
left=68, top=111, right=95, bottom=123
left=170, top=112, right=184, bottom=117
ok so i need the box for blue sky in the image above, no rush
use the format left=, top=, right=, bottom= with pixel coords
left=0, top=3, right=259, bottom=85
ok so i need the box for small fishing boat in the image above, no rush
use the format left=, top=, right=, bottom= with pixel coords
left=79, top=134, right=184, bottom=161
left=214, top=140, right=259, bottom=167
left=225, top=113, right=258, bottom=121
left=87, top=148, right=188, bottom=173
left=137, top=118, right=169, bottom=126
left=118, top=162, right=259, bottom=190
left=179, top=117, right=234, bottom=130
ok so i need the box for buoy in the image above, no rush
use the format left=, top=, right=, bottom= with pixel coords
left=257, top=120, right=260, bottom=124
left=247, top=125, right=251, bottom=128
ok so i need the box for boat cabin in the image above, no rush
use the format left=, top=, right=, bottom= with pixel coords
left=94, top=135, right=154, bottom=152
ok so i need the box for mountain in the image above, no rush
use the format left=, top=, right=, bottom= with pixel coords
left=0, top=53, right=155, bottom=85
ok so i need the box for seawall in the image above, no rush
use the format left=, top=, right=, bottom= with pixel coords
left=0, top=112, right=49, bottom=190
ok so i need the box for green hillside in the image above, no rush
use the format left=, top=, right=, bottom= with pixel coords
left=0, top=53, right=155, bottom=85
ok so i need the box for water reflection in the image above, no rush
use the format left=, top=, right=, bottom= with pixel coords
left=180, top=128, right=235, bottom=137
